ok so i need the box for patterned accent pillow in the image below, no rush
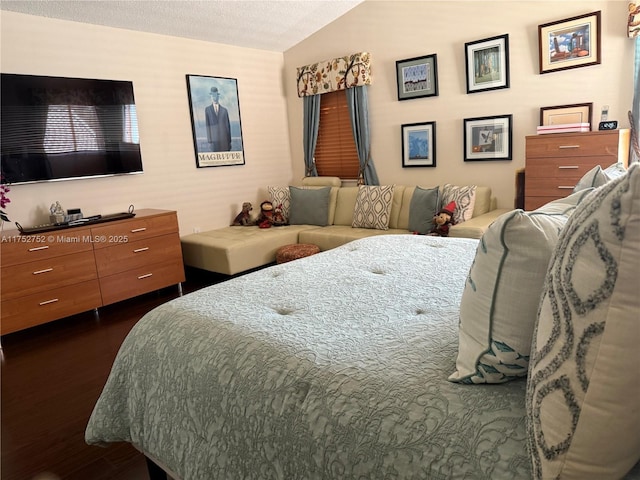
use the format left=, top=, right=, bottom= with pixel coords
left=526, top=163, right=640, bottom=480
left=352, top=185, right=395, bottom=230
left=442, top=184, right=476, bottom=224
left=449, top=209, right=569, bottom=384
left=268, top=186, right=291, bottom=220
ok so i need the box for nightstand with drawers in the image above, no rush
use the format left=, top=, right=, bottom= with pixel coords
left=524, top=129, right=630, bottom=211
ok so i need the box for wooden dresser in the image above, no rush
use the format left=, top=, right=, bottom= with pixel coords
left=1, top=209, right=185, bottom=335
left=524, top=129, right=630, bottom=210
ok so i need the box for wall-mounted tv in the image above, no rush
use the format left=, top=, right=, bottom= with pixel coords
left=1, top=73, right=143, bottom=185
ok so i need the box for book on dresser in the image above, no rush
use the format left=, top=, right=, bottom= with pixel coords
left=0, top=209, right=185, bottom=335
left=524, top=129, right=630, bottom=211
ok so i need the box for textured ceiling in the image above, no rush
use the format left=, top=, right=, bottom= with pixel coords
left=0, top=0, right=365, bottom=52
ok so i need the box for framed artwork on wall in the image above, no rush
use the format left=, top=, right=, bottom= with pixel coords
left=464, top=34, right=510, bottom=94
left=540, top=102, right=593, bottom=126
left=401, top=122, right=436, bottom=167
left=186, top=74, right=245, bottom=168
left=538, top=11, right=601, bottom=74
left=463, top=114, right=512, bottom=161
left=395, top=54, right=439, bottom=100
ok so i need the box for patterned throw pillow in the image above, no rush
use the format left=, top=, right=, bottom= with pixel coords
left=526, top=163, right=640, bottom=480
left=449, top=209, right=569, bottom=384
left=352, top=185, right=395, bottom=230
left=442, top=184, right=476, bottom=224
left=268, top=186, right=291, bottom=220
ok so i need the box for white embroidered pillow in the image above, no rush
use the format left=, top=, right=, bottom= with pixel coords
left=442, top=184, right=476, bottom=224
left=352, top=185, right=395, bottom=230
left=526, top=163, right=640, bottom=480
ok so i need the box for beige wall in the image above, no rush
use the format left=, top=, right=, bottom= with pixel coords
left=1, top=11, right=293, bottom=233
left=284, top=1, right=634, bottom=208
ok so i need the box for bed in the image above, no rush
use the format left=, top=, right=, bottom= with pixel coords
left=85, top=234, right=532, bottom=479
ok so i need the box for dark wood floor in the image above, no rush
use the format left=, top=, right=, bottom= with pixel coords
left=1, top=267, right=225, bottom=480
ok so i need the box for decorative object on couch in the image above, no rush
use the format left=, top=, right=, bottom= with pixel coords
left=271, top=204, right=288, bottom=226
left=231, top=202, right=253, bottom=226
left=255, top=201, right=274, bottom=229
left=352, top=185, right=395, bottom=230
left=289, top=186, right=331, bottom=226
left=275, top=243, right=320, bottom=264
left=526, top=163, right=640, bottom=480
left=401, top=122, right=436, bottom=167
left=427, top=201, right=456, bottom=237
left=538, top=11, right=601, bottom=74
left=268, top=186, right=291, bottom=220
left=464, top=33, right=510, bottom=94
left=441, top=184, right=476, bottom=224
left=408, top=186, right=440, bottom=234
left=395, top=53, right=438, bottom=100
left=463, top=114, right=513, bottom=161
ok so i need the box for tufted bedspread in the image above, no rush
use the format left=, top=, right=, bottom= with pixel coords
left=85, top=235, right=531, bottom=479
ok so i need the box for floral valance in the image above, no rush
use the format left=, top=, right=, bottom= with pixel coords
left=630, top=2, right=640, bottom=37
left=297, top=52, right=371, bottom=97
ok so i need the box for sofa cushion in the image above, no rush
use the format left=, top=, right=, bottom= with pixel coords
left=268, top=186, right=291, bottom=220
left=408, top=186, right=440, bottom=234
left=289, top=186, right=331, bottom=226
left=352, top=185, right=395, bottom=230
left=471, top=186, right=492, bottom=217
left=526, top=163, right=640, bottom=479
left=442, top=184, right=476, bottom=224
left=449, top=208, right=570, bottom=384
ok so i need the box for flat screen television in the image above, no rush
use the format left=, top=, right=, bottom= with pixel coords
left=1, top=73, right=143, bottom=185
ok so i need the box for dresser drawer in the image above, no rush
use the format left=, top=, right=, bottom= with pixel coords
left=1, top=251, right=98, bottom=301
left=1, top=279, right=102, bottom=335
left=525, top=157, right=614, bottom=180
left=93, top=233, right=182, bottom=277
left=1, top=228, right=93, bottom=267
left=526, top=132, right=622, bottom=159
left=91, top=212, right=178, bottom=249
left=525, top=177, right=579, bottom=197
left=99, top=259, right=186, bottom=306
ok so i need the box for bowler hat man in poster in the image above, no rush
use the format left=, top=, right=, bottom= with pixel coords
left=205, top=86, right=231, bottom=151
left=186, top=74, right=245, bottom=167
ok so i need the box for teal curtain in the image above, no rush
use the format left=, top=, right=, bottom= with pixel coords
left=345, top=86, right=380, bottom=185
left=632, top=37, right=640, bottom=163
left=303, top=95, right=320, bottom=177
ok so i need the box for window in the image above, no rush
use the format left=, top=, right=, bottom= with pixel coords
left=314, top=90, right=360, bottom=179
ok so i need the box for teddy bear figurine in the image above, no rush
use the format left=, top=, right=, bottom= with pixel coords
left=271, top=203, right=288, bottom=226
left=231, top=202, right=253, bottom=226
left=255, top=200, right=275, bottom=228
left=428, top=201, right=456, bottom=237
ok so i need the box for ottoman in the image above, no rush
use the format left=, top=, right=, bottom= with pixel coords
left=276, top=243, right=320, bottom=264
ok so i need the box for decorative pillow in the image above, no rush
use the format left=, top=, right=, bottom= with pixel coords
left=268, top=186, right=291, bottom=220
left=288, top=186, right=331, bottom=226
left=352, top=185, right=395, bottom=230
left=533, top=188, right=595, bottom=215
left=449, top=209, right=569, bottom=384
left=602, top=161, right=627, bottom=179
left=526, top=163, right=640, bottom=480
left=573, top=165, right=608, bottom=192
left=408, top=186, right=440, bottom=234
left=442, top=184, right=476, bottom=224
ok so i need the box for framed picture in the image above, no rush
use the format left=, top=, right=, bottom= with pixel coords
left=186, top=74, right=245, bottom=168
left=538, top=11, right=601, bottom=74
left=401, top=122, right=436, bottom=167
left=464, top=34, right=510, bottom=94
left=396, top=54, right=439, bottom=100
left=463, top=114, right=512, bottom=161
left=540, top=102, right=593, bottom=126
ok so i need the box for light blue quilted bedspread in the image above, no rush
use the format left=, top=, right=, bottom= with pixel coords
left=85, top=235, right=531, bottom=479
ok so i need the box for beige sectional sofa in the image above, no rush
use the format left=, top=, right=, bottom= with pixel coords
left=181, top=177, right=510, bottom=275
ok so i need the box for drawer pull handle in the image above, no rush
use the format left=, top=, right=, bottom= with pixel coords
left=28, top=245, right=50, bottom=252
left=558, top=145, right=580, bottom=149
left=131, top=227, right=147, bottom=233
left=39, top=298, right=59, bottom=306
left=133, top=247, right=149, bottom=253
left=33, top=268, right=54, bottom=275
left=558, top=165, right=579, bottom=169
left=558, top=186, right=575, bottom=190
left=138, top=273, right=153, bottom=279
